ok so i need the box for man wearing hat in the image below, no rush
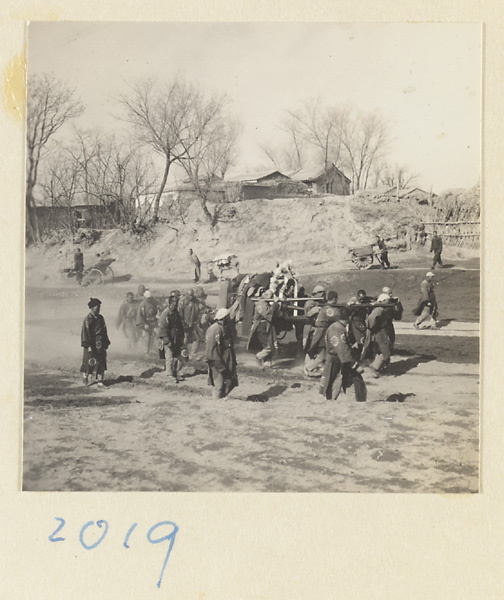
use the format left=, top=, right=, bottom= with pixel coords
left=413, top=272, right=438, bottom=329
left=365, top=292, right=396, bottom=377
left=158, top=293, right=186, bottom=382
left=304, top=290, right=341, bottom=378
left=320, top=306, right=366, bottom=402
left=247, top=289, right=279, bottom=367
left=136, top=290, right=159, bottom=354
left=80, top=298, right=110, bottom=388
left=205, top=308, right=238, bottom=400
left=348, top=289, right=375, bottom=351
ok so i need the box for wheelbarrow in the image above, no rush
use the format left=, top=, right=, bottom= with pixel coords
left=348, top=245, right=384, bottom=270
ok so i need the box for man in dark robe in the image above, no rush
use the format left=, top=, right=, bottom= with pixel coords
left=80, top=297, right=110, bottom=388
left=189, top=249, right=201, bottom=283
left=375, top=235, right=391, bottom=269
left=430, top=231, right=443, bottom=269
left=74, top=248, right=84, bottom=285
left=320, top=306, right=366, bottom=402
left=205, top=308, right=238, bottom=400
left=158, top=294, right=185, bottom=382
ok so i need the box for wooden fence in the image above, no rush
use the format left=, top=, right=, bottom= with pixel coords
left=424, top=221, right=480, bottom=248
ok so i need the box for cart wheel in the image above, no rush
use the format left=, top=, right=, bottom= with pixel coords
left=104, top=266, right=114, bottom=279
left=86, top=268, right=104, bottom=286
left=355, top=256, right=373, bottom=270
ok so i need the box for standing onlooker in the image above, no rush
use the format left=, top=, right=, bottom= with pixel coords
left=189, top=248, right=201, bottom=283
left=136, top=290, right=159, bottom=354
left=414, top=272, right=438, bottom=330
left=80, top=298, right=110, bottom=388
left=205, top=308, right=238, bottom=400
left=158, top=294, right=185, bottom=382
left=430, top=230, right=443, bottom=269
left=74, top=247, right=84, bottom=285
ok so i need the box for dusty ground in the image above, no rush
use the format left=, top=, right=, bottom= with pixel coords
left=23, top=253, right=479, bottom=493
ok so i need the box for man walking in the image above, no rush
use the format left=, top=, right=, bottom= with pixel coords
left=74, top=248, right=84, bottom=285
left=365, top=292, right=396, bottom=378
left=430, top=230, right=443, bottom=269
left=80, top=297, right=110, bottom=388
left=181, top=288, right=204, bottom=358
left=189, top=248, right=201, bottom=283
left=158, top=293, right=185, bottom=382
left=320, top=306, right=366, bottom=402
left=303, top=290, right=340, bottom=378
left=375, top=235, right=391, bottom=269
left=136, top=290, right=159, bottom=354
left=205, top=308, right=238, bottom=400
left=247, top=289, right=278, bottom=367
left=413, top=271, right=438, bottom=329
left=115, top=291, right=139, bottom=349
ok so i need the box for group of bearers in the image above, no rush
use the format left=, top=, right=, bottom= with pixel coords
left=80, top=270, right=439, bottom=402
left=115, top=284, right=213, bottom=380
left=247, top=284, right=404, bottom=403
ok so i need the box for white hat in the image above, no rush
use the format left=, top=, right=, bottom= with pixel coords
left=426, top=271, right=435, bottom=278
left=382, top=287, right=392, bottom=295
left=215, top=308, right=230, bottom=320
left=377, top=293, right=390, bottom=303
left=143, top=290, right=152, bottom=298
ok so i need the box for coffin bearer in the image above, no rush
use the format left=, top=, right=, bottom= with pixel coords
left=380, top=286, right=403, bottom=350
left=430, top=231, right=443, bottom=269
left=181, top=288, right=204, bottom=358
left=189, top=248, right=201, bottom=283
left=158, top=293, right=186, bottom=382
left=74, top=248, right=84, bottom=285
left=413, top=272, right=438, bottom=329
left=115, top=291, right=139, bottom=348
left=80, top=298, right=111, bottom=388
left=136, top=290, right=159, bottom=354
left=365, top=293, right=395, bottom=378
left=247, top=289, right=279, bottom=367
left=320, top=306, right=366, bottom=402
left=303, top=290, right=340, bottom=379
left=205, top=308, right=238, bottom=400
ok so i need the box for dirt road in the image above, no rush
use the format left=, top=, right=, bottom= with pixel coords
left=23, top=260, right=479, bottom=493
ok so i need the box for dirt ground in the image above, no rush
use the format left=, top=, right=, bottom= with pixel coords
left=23, top=257, right=479, bottom=493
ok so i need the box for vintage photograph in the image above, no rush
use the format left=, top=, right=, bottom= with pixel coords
left=23, top=22, right=480, bottom=492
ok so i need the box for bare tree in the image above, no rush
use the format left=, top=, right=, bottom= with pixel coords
left=26, top=73, right=84, bottom=244
left=179, top=106, right=240, bottom=227
left=339, top=108, right=390, bottom=192
left=286, top=98, right=343, bottom=171
left=117, top=76, right=220, bottom=224
left=375, top=161, right=418, bottom=190
left=42, top=130, right=156, bottom=232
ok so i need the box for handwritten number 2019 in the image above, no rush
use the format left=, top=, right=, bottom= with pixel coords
left=48, top=518, right=178, bottom=589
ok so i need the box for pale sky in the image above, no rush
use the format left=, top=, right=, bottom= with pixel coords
left=28, top=22, right=481, bottom=193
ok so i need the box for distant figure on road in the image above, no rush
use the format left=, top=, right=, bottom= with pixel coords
left=413, top=272, right=438, bottom=330
left=375, top=235, right=391, bottom=269
left=80, top=297, right=110, bottom=388
left=430, top=230, right=443, bottom=269
left=115, top=291, right=139, bottom=349
left=189, top=248, right=201, bottom=283
left=205, top=308, right=238, bottom=400
left=74, top=248, right=84, bottom=285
